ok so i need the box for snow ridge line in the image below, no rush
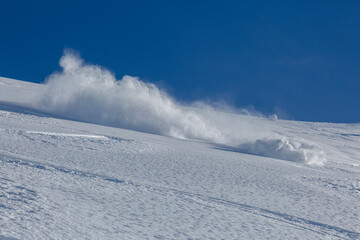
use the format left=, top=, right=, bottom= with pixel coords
left=1, top=153, right=359, bottom=239
left=25, top=131, right=108, bottom=139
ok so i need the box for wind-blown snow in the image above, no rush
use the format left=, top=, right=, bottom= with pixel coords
left=37, top=50, right=224, bottom=143
left=35, top=50, right=325, bottom=165
left=0, top=76, right=360, bottom=239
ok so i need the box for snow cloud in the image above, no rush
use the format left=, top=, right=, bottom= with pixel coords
left=36, top=50, right=326, bottom=165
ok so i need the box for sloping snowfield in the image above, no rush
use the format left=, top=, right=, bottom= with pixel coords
left=0, top=76, right=360, bottom=239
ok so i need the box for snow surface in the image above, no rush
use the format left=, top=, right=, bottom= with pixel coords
left=0, top=75, right=360, bottom=239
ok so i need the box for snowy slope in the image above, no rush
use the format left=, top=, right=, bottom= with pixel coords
left=0, top=76, right=360, bottom=239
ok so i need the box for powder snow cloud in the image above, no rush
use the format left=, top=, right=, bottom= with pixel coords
left=36, top=50, right=326, bottom=165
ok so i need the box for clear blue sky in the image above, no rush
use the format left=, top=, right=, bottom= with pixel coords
left=1, top=0, right=359, bottom=122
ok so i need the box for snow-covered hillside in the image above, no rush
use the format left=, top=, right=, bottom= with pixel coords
left=1, top=75, right=360, bottom=239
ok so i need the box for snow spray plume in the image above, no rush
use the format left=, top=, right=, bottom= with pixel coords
left=36, top=50, right=326, bottom=165
left=37, top=50, right=224, bottom=142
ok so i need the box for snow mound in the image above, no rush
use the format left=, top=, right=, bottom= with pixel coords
left=237, top=137, right=326, bottom=165
left=35, top=50, right=326, bottom=165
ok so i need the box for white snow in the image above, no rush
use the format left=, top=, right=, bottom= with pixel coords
left=34, top=52, right=326, bottom=165
left=25, top=131, right=108, bottom=139
left=0, top=74, right=360, bottom=239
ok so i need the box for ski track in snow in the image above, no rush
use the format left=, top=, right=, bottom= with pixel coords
left=1, top=153, right=359, bottom=239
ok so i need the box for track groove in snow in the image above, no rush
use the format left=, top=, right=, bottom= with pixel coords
left=1, top=153, right=359, bottom=239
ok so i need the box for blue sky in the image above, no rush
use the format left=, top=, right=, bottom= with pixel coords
left=1, top=0, right=359, bottom=122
